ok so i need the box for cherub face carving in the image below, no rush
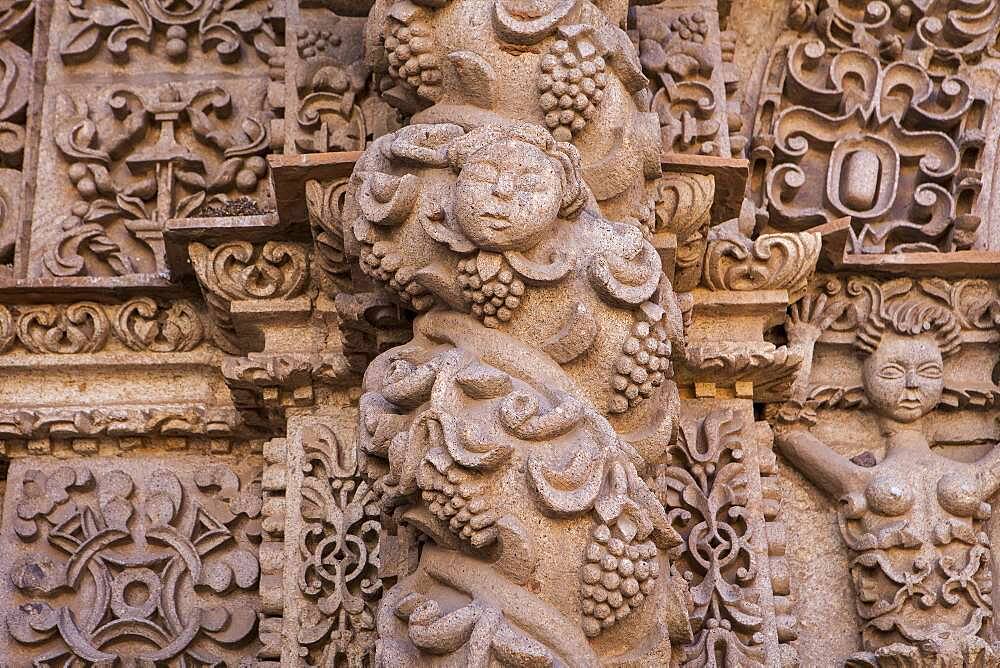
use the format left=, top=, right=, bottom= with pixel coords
left=454, top=139, right=563, bottom=252
left=862, top=332, right=944, bottom=423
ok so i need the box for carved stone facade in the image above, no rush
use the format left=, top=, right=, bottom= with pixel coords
left=3, top=0, right=1000, bottom=666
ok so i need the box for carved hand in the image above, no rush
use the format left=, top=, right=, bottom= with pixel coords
left=786, top=293, right=846, bottom=347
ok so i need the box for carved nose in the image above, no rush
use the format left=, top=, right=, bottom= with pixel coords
left=493, top=175, right=515, bottom=200
left=905, top=369, right=918, bottom=387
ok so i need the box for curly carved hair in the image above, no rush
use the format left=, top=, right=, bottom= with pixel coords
left=446, top=123, right=589, bottom=219
left=854, top=299, right=962, bottom=358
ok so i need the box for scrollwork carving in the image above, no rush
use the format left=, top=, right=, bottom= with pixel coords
left=656, top=409, right=766, bottom=666
left=751, top=13, right=989, bottom=255
left=113, top=297, right=204, bottom=352
left=16, top=302, right=109, bottom=354
left=3, top=459, right=261, bottom=663
left=296, top=423, right=382, bottom=665
left=190, top=240, right=309, bottom=301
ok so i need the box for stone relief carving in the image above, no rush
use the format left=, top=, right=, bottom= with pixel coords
left=652, top=171, right=714, bottom=291
left=0, top=38, right=29, bottom=267
left=293, top=6, right=400, bottom=153
left=785, top=0, right=1000, bottom=75
left=296, top=422, right=382, bottom=665
left=1, top=457, right=262, bottom=663
left=655, top=408, right=767, bottom=666
left=341, top=119, right=692, bottom=663
left=634, top=2, right=738, bottom=158
left=703, top=200, right=822, bottom=299
left=57, top=0, right=283, bottom=66
left=0, top=299, right=206, bottom=354
left=190, top=239, right=310, bottom=353
left=749, top=0, right=992, bottom=256
left=0, top=0, right=33, bottom=270
left=364, top=0, right=662, bottom=225
left=0, top=405, right=244, bottom=442
left=776, top=276, right=1000, bottom=664
left=38, top=83, right=273, bottom=278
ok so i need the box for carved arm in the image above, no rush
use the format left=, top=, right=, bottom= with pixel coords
left=973, top=444, right=1000, bottom=499
left=774, top=427, right=870, bottom=500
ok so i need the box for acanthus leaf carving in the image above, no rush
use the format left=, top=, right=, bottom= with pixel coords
left=703, top=228, right=821, bottom=299
left=191, top=240, right=308, bottom=301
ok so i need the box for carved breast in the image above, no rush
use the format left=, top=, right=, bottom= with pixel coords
left=864, top=469, right=915, bottom=517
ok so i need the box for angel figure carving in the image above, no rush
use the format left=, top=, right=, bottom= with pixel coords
left=777, top=289, right=1000, bottom=667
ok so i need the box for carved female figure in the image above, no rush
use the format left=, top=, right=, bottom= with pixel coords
left=346, top=121, right=691, bottom=665
left=778, top=291, right=1000, bottom=666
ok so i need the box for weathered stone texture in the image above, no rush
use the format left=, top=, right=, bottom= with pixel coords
left=4, top=0, right=1000, bottom=666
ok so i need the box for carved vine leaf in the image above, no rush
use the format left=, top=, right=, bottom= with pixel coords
left=7, top=463, right=261, bottom=662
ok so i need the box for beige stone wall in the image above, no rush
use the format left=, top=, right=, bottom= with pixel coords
left=2, top=0, right=1000, bottom=665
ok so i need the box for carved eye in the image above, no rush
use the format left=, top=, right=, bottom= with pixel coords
left=462, top=162, right=498, bottom=184
left=877, top=363, right=905, bottom=380
left=516, top=173, right=547, bottom=191
left=917, top=362, right=942, bottom=379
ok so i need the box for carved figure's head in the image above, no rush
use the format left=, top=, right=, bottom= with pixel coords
left=448, top=124, right=587, bottom=252
left=855, top=301, right=960, bottom=423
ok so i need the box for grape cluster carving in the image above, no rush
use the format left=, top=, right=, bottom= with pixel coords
left=359, top=242, right=432, bottom=311
left=417, top=461, right=498, bottom=548
left=458, top=256, right=526, bottom=328
left=610, top=309, right=672, bottom=413
left=581, top=523, right=660, bottom=637
left=385, top=19, right=442, bottom=102
left=538, top=39, right=608, bottom=142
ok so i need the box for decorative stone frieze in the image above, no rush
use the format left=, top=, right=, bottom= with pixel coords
left=0, top=2, right=998, bottom=667
left=0, top=455, right=263, bottom=664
